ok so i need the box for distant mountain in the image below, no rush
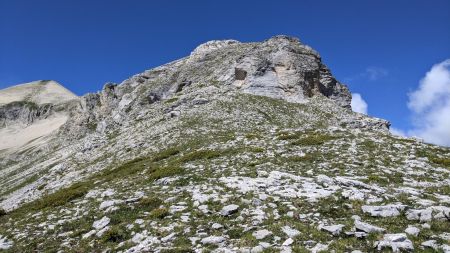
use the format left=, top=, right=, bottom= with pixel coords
left=0, top=80, right=78, bottom=151
left=0, top=36, right=448, bottom=252
left=0, top=80, right=78, bottom=106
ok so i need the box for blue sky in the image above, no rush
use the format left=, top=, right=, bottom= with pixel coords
left=1, top=0, right=449, bottom=141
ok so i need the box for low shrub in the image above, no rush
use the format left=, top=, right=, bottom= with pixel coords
left=138, top=197, right=162, bottom=210
left=149, top=207, right=169, bottom=219
left=102, top=225, right=128, bottom=242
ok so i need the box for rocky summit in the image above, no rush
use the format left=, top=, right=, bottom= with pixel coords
left=0, top=36, right=449, bottom=252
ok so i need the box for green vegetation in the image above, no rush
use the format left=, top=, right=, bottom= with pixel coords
left=21, top=181, right=89, bottom=211
left=164, top=97, right=179, bottom=104
left=367, top=172, right=403, bottom=186
left=290, top=134, right=336, bottom=146
left=149, top=207, right=169, bottom=219
left=138, top=197, right=162, bottom=210
left=2, top=100, right=39, bottom=110
left=277, top=130, right=336, bottom=146
left=148, top=166, right=184, bottom=181
left=152, top=148, right=180, bottom=162
left=1, top=173, right=39, bottom=196
left=0, top=208, right=6, bottom=216
left=102, top=225, right=128, bottom=242
left=178, top=149, right=222, bottom=163
left=430, top=157, right=450, bottom=167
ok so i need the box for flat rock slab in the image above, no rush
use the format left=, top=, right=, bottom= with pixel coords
left=220, top=204, right=239, bottom=216
left=375, top=233, right=414, bottom=252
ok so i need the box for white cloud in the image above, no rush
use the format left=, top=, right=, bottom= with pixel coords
left=366, top=67, right=389, bottom=81
left=390, top=127, right=406, bottom=137
left=351, top=93, right=368, bottom=114
left=407, top=59, right=450, bottom=146
left=344, top=66, right=388, bottom=83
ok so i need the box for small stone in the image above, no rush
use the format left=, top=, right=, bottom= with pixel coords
left=421, top=223, right=431, bottom=229
left=220, top=204, right=239, bottom=216
left=0, top=235, right=13, bottom=250
left=81, top=230, right=96, bottom=239
left=282, top=226, right=300, bottom=238
left=375, top=233, right=414, bottom=252
left=212, top=223, right=223, bottom=229
left=93, top=216, right=110, bottom=230
left=421, top=240, right=439, bottom=250
left=362, top=204, right=405, bottom=217
left=319, top=224, right=345, bottom=236
left=311, top=243, right=328, bottom=253
left=96, top=226, right=110, bottom=237
left=252, top=229, right=272, bottom=240
left=251, top=245, right=264, bottom=253
left=201, top=236, right=225, bottom=245
left=406, top=209, right=432, bottom=222
left=161, top=233, right=176, bottom=243
left=405, top=226, right=420, bottom=236
left=355, top=220, right=385, bottom=233
left=282, top=238, right=294, bottom=246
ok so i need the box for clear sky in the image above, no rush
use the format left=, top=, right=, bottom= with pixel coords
left=1, top=0, right=449, bottom=142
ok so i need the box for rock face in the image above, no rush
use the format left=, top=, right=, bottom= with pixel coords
left=0, top=36, right=448, bottom=252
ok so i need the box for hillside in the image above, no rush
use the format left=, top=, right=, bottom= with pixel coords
left=0, top=36, right=449, bottom=252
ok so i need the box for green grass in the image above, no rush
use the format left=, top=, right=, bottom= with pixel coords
left=290, top=134, right=336, bottom=146
left=152, top=148, right=180, bottom=162
left=148, top=166, right=184, bottom=181
left=138, top=197, right=163, bottom=210
left=178, top=149, right=222, bottom=163
left=277, top=131, right=303, bottom=140
left=0, top=208, right=6, bottom=216
left=1, top=173, right=39, bottom=196
left=164, top=97, right=179, bottom=104
left=430, top=157, right=450, bottom=167
left=101, top=225, right=129, bottom=243
left=149, top=207, right=169, bottom=219
left=21, top=181, right=90, bottom=212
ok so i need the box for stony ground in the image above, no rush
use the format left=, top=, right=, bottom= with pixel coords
left=1, top=95, right=449, bottom=252
left=0, top=36, right=449, bottom=252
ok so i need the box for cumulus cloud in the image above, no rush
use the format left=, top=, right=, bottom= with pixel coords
left=351, top=93, right=368, bottom=114
left=407, top=59, right=450, bottom=146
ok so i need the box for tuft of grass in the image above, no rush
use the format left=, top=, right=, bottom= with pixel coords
left=164, top=97, right=179, bottom=104
left=227, top=228, right=244, bottom=239
left=277, top=131, right=303, bottom=140
left=148, top=166, right=184, bottom=181
left=290, top=134, right=336, bottom=146
left=138, top=197, right=162, bottom=210
left=152, top=148, right=180, bottom=162
left=430, top=157, right=450, bottom=167
left=178, top=150, right=222, bottom=163
left=149, top=207, right=169, bottom=219
left=30, top=182, right=89, bottom=210
left=102, top=225, right=128, bottom=243
left=0, top=208, right=6, bottom=216
left=288, top=153, right=317, bottom=163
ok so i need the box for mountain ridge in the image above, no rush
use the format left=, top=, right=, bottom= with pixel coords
left=0, top=35, right=448, bottom=252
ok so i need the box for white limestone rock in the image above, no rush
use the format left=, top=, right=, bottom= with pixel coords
left=355, top=220, right=385, bottom=233
left=361, top=204, right=406, bottom=217
left=201, top=236, right=226, bottom=245
left=374, top=233, right=414, bottom=252
left=220, top=204, right=239, bottom=216
left=93, top=216, right=110, bottom=230
left=319, top=224, right=345, bottom=236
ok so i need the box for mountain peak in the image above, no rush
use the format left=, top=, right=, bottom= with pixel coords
left=0, top=80, right=78, bottom=106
